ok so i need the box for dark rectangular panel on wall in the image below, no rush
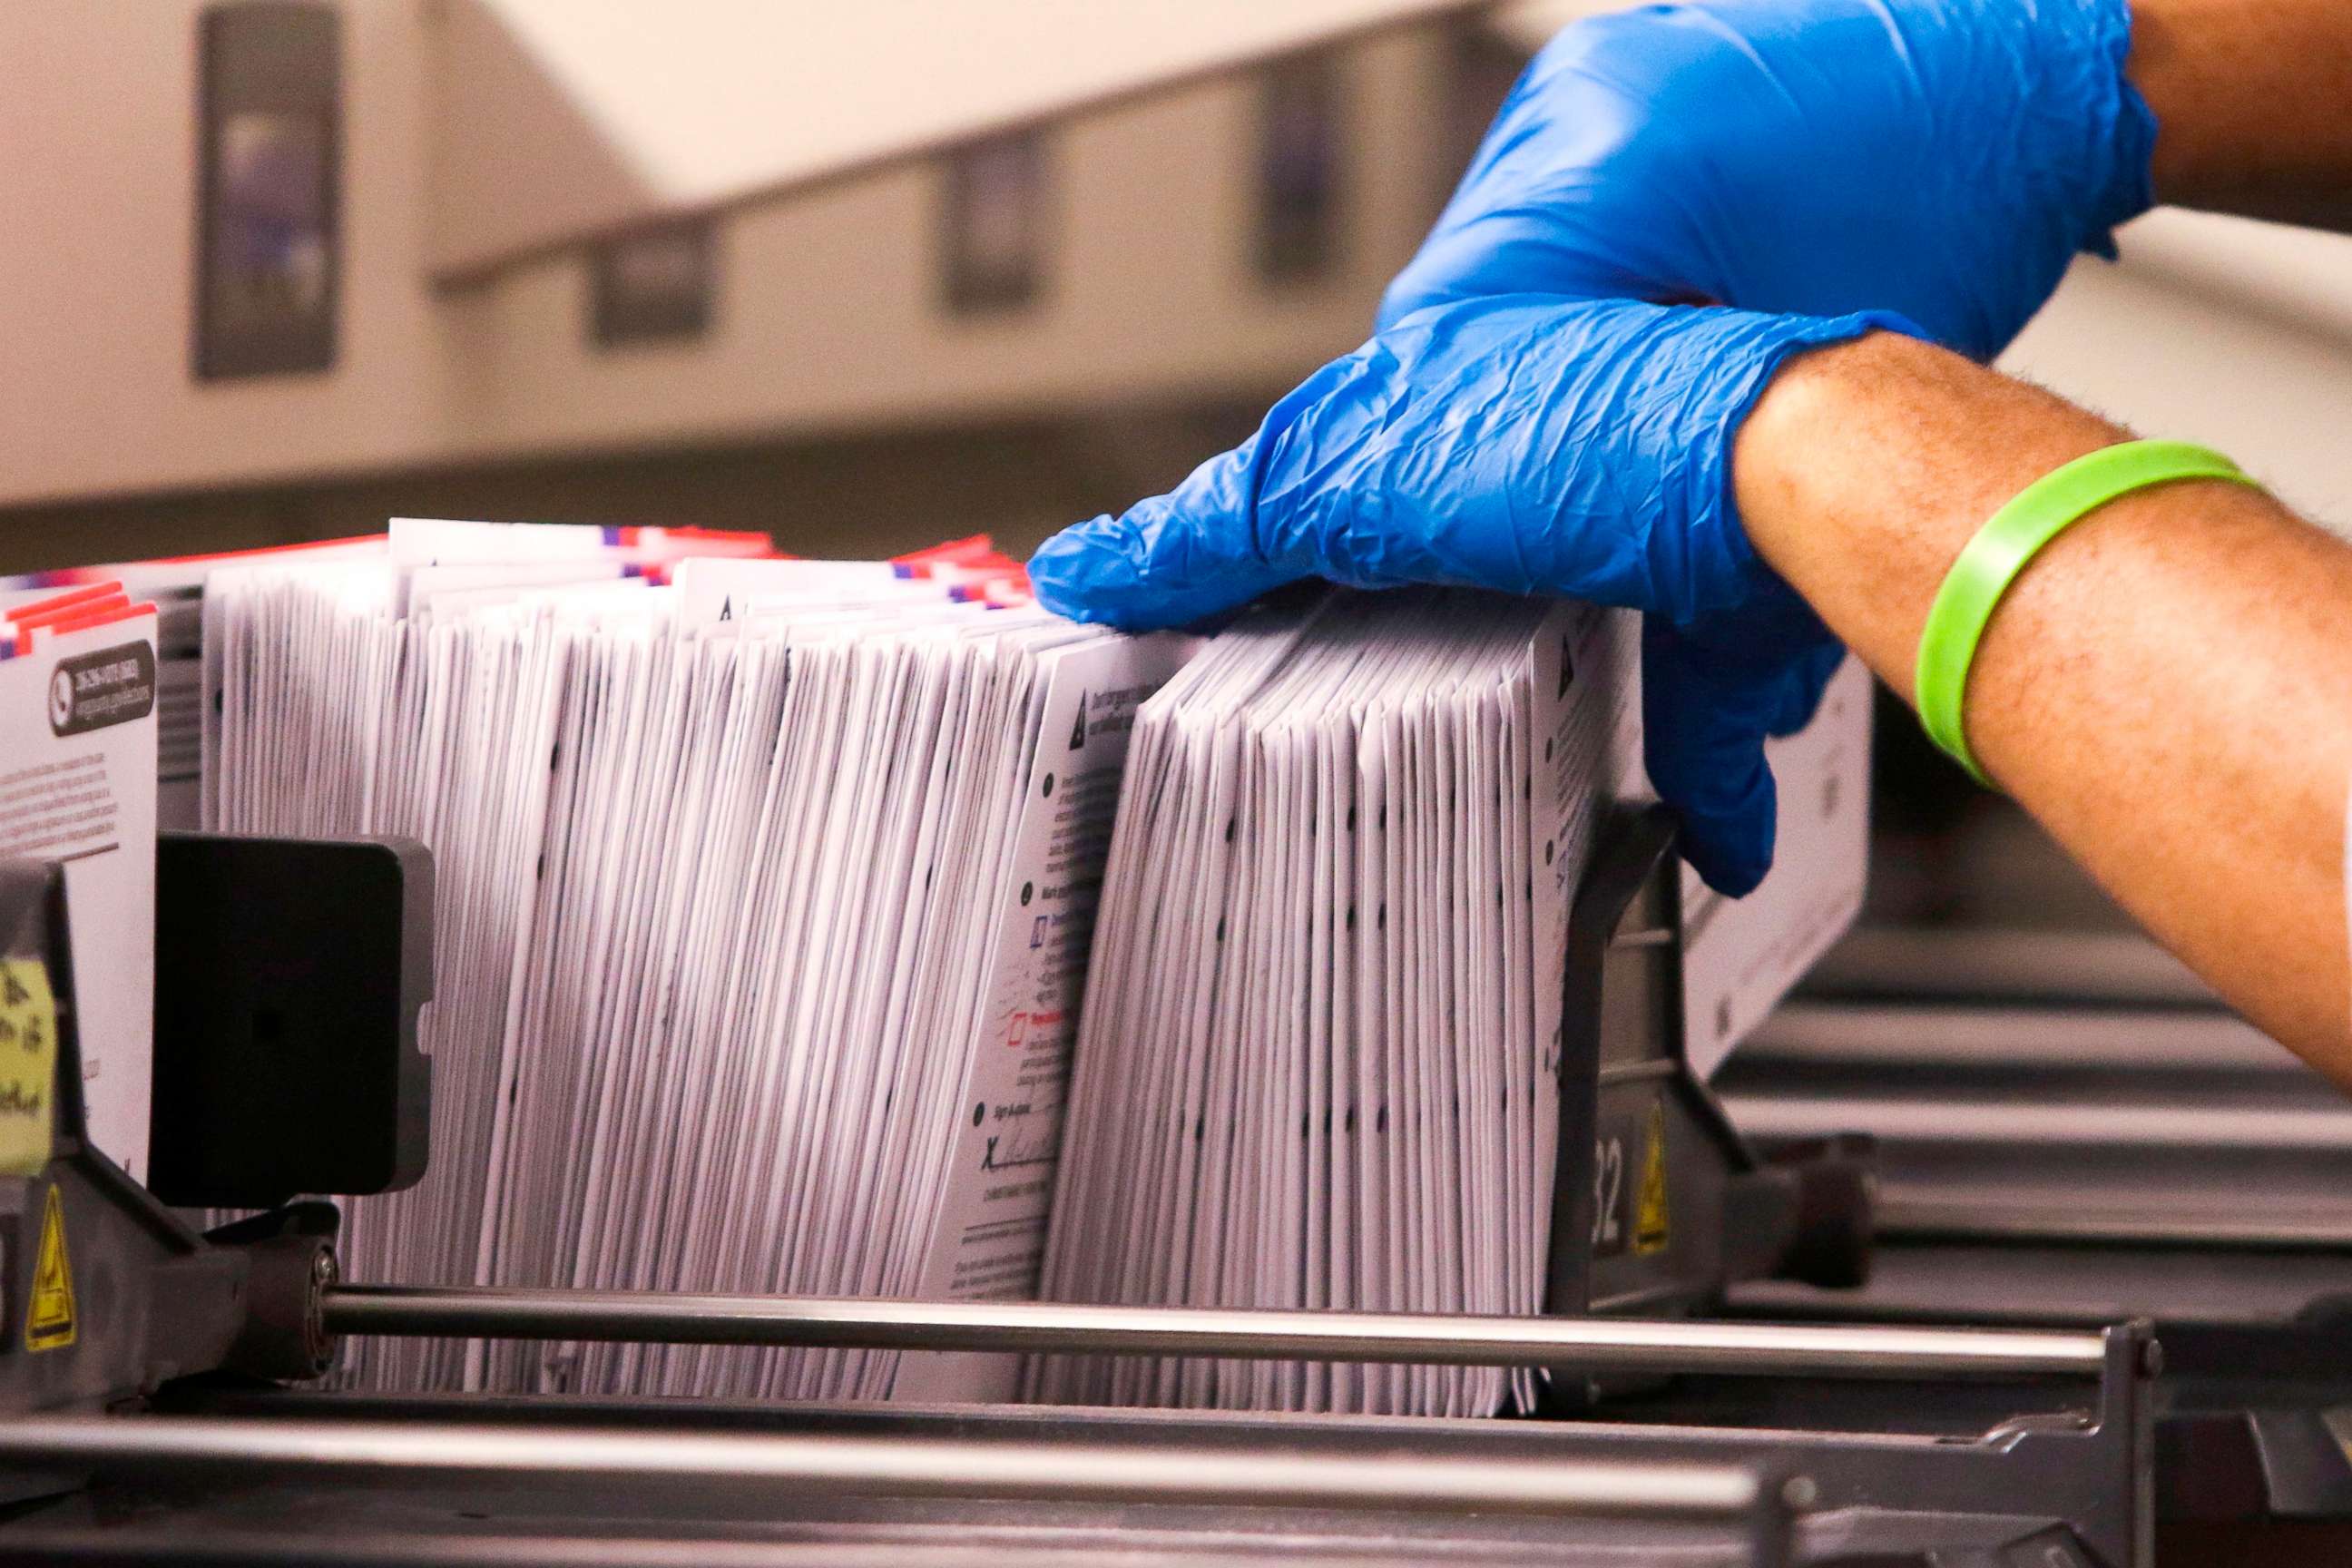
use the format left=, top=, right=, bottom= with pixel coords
left=939, top=129, right=1053, bottom=317
left=1255, top=51, right=1348, bottom=285
left=193, top=1, right=343, bottom=381
left=591, top=218, right=719, bottom=348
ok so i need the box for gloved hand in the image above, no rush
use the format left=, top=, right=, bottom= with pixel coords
left=1030, top=295, right=1911, bottom=894
left=1382, top=0, right=2156, bottom=360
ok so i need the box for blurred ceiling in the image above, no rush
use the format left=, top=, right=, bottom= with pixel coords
left=430, top=0, right=1483, bottom=280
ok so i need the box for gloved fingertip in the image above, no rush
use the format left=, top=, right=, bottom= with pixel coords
left=1026, top=517, right=1138, bottom=626
left=1027, top=510, right=1289, bottom=634
left=1662, top=751, right=1777, bottom=897
left=1026, top=517, right=1194, bottom=632
left=1680, top=822, right=1770, bottom=899
left=1642, top=627, right=1783, bottom=897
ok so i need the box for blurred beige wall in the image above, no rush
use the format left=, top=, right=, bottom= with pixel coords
left=2006, top=213, right=2352, bottom=531
left=0, top=0, right=456, bottom=508
left=429, top=30, right=1451, bottom=470
left=15, top=0, right=2343, bottom=582
left=428, top=0, right=1475, bottom=276
left=0, top=5, right=1462, bottom=555
left=0, top=400, right=1278, bottom=574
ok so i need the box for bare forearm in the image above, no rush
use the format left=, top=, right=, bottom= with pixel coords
left=2132, top=0, right=2352, bottom=230
left=1736, top=332, right=2352, bottom=1078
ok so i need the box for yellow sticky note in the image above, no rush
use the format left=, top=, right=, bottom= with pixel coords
left=0, top=959, right=58, bottom=1178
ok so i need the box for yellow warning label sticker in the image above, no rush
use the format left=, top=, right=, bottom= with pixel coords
left=27, top=1184, right=75, bottom=1351
left=0, top=959, right=58, bottom=1179
left=1632, top=1100, right=1671, bottom=1256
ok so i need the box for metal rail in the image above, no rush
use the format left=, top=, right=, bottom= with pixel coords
left=1729, top=1094, right=2352, bottom=1152
left=1878, top=1198, right=2352, bottom=1251
left=0, top=1415, right=1773, bottom=1524
left=1800, top=928, right=2217, bottom=1007
left=321, top=1287, right=2109, bottom=1379
left=1744, top=1002, right=2287, bottom=1073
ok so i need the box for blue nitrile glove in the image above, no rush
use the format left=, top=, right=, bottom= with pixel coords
left=1029, top=294, right=1915, bottom=895
left=1381, top=0, right=2156, bottom=361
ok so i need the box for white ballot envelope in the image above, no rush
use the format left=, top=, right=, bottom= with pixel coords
left=1033, top=590, right=1869, bottom=1417
left=196, top=524, right=1178, bottom=1405
left=0, top=586, right=160, bottom=1182
left=1034, top=588, right=1641, bottom=1417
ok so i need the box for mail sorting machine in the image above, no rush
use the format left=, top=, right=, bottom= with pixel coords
left=0, top=812, right=2269, bottom=1568
left=1720, top=917, right=2352, bottom=1553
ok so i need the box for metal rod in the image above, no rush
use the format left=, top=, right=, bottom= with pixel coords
left=1727, top=1093, right=2352, bottom=1152
left=320, top=1286, right=2108, bottom=1378
left=1799, top=928, right=2216, bottom=1007
left=0, top=1415, right=1768, bottom=1523
left=1745, top=1002, right=2281, bottom=1072
left=1878, top=1200, right=2352, bottom=1252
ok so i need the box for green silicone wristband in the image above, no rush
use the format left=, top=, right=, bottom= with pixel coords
left=1916, top=439, right=2259, bottom=786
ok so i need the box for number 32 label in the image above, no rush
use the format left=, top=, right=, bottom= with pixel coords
left=1591, top=1134, right=1626, bottom=1256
